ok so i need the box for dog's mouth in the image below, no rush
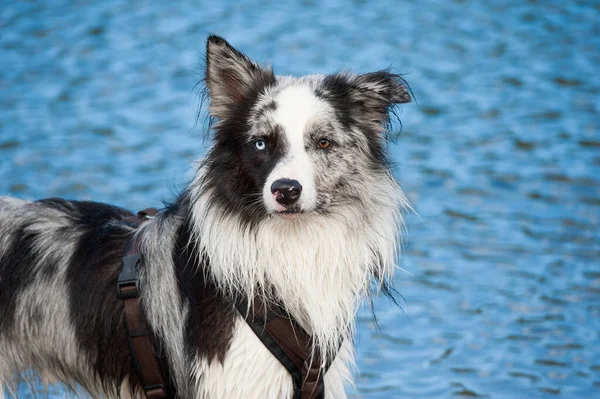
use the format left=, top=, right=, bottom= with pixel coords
left=274, top=208, right=304, bottom=219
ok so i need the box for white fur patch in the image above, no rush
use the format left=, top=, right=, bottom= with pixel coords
left=191, top=318, right=354, bottom=399
left=262, top=85, right=332, bottom=213
left=192, top=318, right=293, bottom=399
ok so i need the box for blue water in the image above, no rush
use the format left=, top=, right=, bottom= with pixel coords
left=1, top=1, right=599, bottom=398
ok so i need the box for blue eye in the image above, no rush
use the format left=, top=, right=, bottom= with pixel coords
left=254, top=140, right=266, bottom=151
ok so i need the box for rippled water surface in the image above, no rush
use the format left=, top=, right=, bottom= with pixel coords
left=1, top=1, right=599, bottom=398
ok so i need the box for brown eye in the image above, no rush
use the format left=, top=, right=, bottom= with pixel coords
left=318, top=138, right=332, bottom=149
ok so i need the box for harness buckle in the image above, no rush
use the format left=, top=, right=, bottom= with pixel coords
left=117, top=253, right=141, bottom=299
left=144, top=384, right=168, bottom=398
left=117, top=280, right=139, bottom=299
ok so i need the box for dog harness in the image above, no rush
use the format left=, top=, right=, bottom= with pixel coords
left=118, top=208, right=172, bottom=398
left=118, top=209, right=331, bottom=399
left=235, top=297, right=329, bottom=399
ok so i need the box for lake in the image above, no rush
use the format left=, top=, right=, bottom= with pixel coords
left=1, top=0, right=599, bottom=397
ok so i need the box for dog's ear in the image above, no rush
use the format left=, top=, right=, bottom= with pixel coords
left=205, top=35, right=274, bottom=119
left=353, top=71, right=411, bottom=106
left=351, top=71, right=411, bottom=130
left=322, top=71, right=411, bottom=132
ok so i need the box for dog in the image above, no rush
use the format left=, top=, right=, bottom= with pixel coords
left=0, top=35, right=411, bottom=398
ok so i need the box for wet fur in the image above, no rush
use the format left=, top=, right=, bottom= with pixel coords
left=0, top=36, right=411, bottom=398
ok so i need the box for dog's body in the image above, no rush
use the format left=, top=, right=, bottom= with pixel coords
left=0, top=36, right=411, bottom=398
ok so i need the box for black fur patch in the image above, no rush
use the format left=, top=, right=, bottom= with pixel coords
left=254, top=99, right=277, bottom=118
left=173, top=215, right=237, bottom=365
left=0, top=222, right=43, bottom=332
left=203, top=94, right=287, bottom=226
left=51, top=199, right=142, bottom=394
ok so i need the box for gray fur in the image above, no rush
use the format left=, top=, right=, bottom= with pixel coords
left=137, top=213, right=191, bottom=398
left=0, top=199, right=99, bottom=396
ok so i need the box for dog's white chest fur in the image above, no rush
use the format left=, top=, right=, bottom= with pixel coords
left=191, top=318, right=353, bottom=399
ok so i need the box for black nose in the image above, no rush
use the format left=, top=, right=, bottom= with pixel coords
left=270, top=179, right=302, bottom=205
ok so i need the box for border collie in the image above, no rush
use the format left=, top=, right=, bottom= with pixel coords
left=0, top=35, right=411, bottom=398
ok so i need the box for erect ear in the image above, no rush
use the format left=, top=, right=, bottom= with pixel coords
left=205, top=35, right=275, bottom=119
left=349, top=71, right=411, bottom=129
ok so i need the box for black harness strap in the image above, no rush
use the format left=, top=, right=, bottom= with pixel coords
left=236, top=297, right=330, bottom=399
left=118, top=209, right=173, bottom=399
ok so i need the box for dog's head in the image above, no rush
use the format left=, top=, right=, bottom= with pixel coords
left=201, top=35, right=411, bottom=222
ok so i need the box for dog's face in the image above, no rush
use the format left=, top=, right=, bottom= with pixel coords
left=202, top=36, right=410, bottom=222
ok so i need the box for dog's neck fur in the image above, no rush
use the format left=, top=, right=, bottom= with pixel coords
left=186, top=167, right=406, bottom=361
